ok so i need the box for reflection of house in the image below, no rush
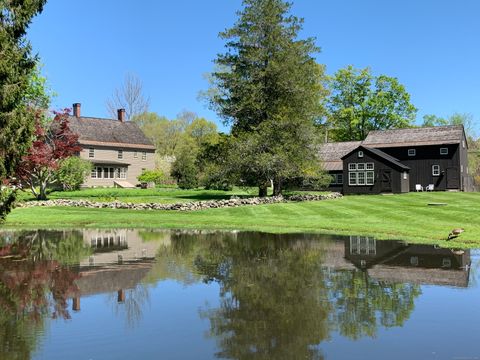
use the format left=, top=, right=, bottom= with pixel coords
left=319, top=125, right=471, bottom=193
left=68, top=103, right=156, bottom=188
left=344, top=236, right=471, bottom=287
left=80, top=229, right=170, bottom=266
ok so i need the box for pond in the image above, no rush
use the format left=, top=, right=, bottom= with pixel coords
left=0, top=229, right=478, bottom=360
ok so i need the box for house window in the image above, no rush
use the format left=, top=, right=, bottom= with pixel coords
left=432, top=165, right=440, bottom=176
left=348, top=163, right=357, bottom=171
left=118, top=150, right=123, bottom=159
left=91, top=168, right=97, bottom=178
left=134, top=151, right=138, bottom=159
left=120, top=168, right=127, bottom=179
left=89, top=148, right=95, bottom=158
left=96, top=167, right=102, bottom=178
left=440, top=148, right=448, bottom=155
left=358, top=151, right=364, bottom=158
left=408, top=149, right=416, bottom=156
left=142, top=152, right=147, bottom=161
left=115, top=168, right=121, bottom=178
left=349, top=172, right=357, bottom=185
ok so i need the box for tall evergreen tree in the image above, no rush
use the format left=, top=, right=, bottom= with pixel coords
left=0, top=0, right=46, bottom=220
left=207, top=0, right=327, bottom=196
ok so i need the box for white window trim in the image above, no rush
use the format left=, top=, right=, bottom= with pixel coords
left=358, top=151, right=364, bottom=158
left=366, top=171, right=374, bottom=185
left=118, top=150, right=123, bottom=159
left=142, top=152, right=147, bottom=161
left=432, top=165, right=440, bottom=176
left=349, top=172, right=357, bottom=186
left=440, top=147, right=448, bottom=155
left=348, top=163, right=357, bottom=171
left=348, top=163, right=375, bottom=186
left=89, top=148, right=95, bottom=158
left=408, top=149, right=416, bottom=157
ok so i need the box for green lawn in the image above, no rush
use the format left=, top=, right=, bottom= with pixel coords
left=6, top=192, right=480, bottom=248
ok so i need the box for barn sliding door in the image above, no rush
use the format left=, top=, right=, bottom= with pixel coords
left=446, top=167, right=459, bottom=189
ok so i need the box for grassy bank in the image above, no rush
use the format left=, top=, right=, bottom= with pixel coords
left=5, top=192, right=480, bottom=248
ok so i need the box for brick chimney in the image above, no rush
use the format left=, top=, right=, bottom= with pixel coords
left=73, top=103, right=81, bottom=117
left=117, top=109, right=126, bottom=122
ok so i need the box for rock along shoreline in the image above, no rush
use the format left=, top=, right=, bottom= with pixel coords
left=18, top=193, right=342, bottom=212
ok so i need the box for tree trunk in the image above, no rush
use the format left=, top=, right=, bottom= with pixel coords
left=258, top=184, right=268, bottom=197
left=38, top=181, right=48, bottom=200
left=273, top=178, right=282, bottom=196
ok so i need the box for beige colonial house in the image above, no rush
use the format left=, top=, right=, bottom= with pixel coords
left=68, top=103, right=156, bottom=188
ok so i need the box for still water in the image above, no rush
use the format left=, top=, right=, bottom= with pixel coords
left=0, top=229, right=478, bottom=360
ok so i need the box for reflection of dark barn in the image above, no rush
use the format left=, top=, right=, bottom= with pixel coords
left=344, top=236, right=471, bottom=287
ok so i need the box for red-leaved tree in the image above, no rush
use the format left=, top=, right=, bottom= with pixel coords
left=16, top=109, right=81, bottom=200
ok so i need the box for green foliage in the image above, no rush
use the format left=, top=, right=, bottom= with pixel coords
left=422, top=112, right=475, bottom=138
left=327, top=66, right=417, bottom=141
left=0, top=0, right=47, bottom=220
left=171, top=149, right=199, bottom=189
left=56, top=157, right=92, bottom=191
left=205, top=0, right=328, bottom=195
left=137, top=169, right=166, bottom=185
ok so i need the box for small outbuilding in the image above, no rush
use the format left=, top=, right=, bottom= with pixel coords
left=341, top=146, right=410, bottom=194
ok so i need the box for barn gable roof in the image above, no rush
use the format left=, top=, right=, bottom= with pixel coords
left=341, top=145, right=410, bottom=170
left=362, top=125, right=465, bottom=148
left=317, top=141, right=362, bottom=171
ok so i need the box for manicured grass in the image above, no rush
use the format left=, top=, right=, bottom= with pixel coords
left=6, top=192, right=480, bottom=248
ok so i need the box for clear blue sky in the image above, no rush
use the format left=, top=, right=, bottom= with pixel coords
left=28, top=0, right=480, bottom=134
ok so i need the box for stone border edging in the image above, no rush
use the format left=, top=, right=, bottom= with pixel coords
left=18, top=192, right=342, bottom=211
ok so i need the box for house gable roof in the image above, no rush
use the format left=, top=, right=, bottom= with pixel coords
left=362, top=125, right=465, bottom=148
left=68, top=116, right=155, bottom=150
left=342, top=145, right=410, bottom=170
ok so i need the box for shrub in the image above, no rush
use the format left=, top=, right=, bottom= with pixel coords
left=56, top=157, right=92, bottom=191
left=137, top=169, right=166, bottom=185
left=171, top=152, right=198, bottom=189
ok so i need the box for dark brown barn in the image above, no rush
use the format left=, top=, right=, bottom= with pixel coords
left=341, top=146, right=410, bottom=194
left=319, top=125, right=471, bottom=193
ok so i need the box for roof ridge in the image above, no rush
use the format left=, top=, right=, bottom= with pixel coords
left=368, top=124, right=463, bottom=134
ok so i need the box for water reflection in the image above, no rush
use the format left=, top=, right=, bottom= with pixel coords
left=0, top=229, right=474, bottom=359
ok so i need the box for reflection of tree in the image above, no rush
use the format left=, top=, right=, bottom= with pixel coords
left=182, top=232, right=330, bottom=360
left=0, top=230, right=89, bottom=359
left=326, top=269, right=421, bottom=339
left=156, top=232, right=422, bottom=359
left=108, top=284, right=151, bottom=329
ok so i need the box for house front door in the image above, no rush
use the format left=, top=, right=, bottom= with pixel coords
left=381, top=169, right=392, bottom=192
left=446, top=167, right=459, bottom=189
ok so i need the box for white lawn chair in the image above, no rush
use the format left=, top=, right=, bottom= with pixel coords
left=426, top=184, right=434, bottom=192
left=415, top=184, right=423, bottom=192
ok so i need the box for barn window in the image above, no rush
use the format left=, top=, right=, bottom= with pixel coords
left=142, top=152, right=147, bottom=161
left=408, top=149, right=416, bottom=156
left=91, top=168, right=97, bottom=178
left=357, top=163, right=365, bottom=170
left=366, top=163, right=374, bottom=170
left=118, top=150, right=123, bottom=159
left=403, top=171, right=407, bottom=180
left=349, top=172, right=357, bottom=185
left=357, top=172, right=366, bottom=185
left=366, top=172, right=374, bottom=185
left=89, top=148, right=95, bottom=158
left=134, top=151, right=138, bottom=159
left=337, top=174, right=343, bottom=184
left=440, top=148, right=448, bottom=155
left=432, top=165, right=440, bottom=176
left=358, top=151, right=364, bottom=158
left=348, top=163, right=356, bottom=171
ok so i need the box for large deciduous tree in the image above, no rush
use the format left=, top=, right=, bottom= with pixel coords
left=206, top=0, right=327, bottom=196
left=326, top=66, right=417, bottom=141
left=16, top=110, right=81, bottom=200
left=0, top=0, right=46, bottom=220
left=106, top=72, right=150, bottom=120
